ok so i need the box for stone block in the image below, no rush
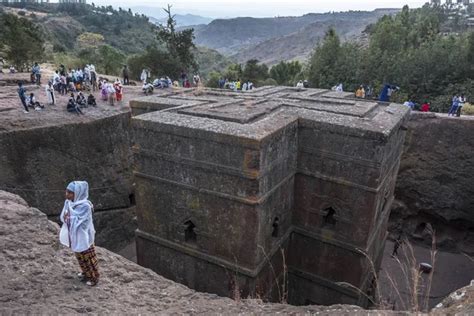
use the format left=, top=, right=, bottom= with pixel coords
left=131, top=86, right=410, bottom=306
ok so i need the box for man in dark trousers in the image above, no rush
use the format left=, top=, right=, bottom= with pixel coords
left=18, top=82, right=29, bottom=113
left=122, top=65, right=129, bottom=85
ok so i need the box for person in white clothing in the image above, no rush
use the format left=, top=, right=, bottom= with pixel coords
left=140, top=69, right=148, bottom=83
left=45, top=81, right=55, bottom=105
left=59, top=181, right=99, bottom=286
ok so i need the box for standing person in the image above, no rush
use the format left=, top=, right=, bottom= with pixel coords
left=140, top=69, right=148, bottom=83
left=379, top=84, right=399, bottom=102
left=90, top=69, right=97, bottom=92
left=59, top=64, right=66, bottom=76
left=365, top=85, right=373, bottom=99
left=46, top=81, right=56, bottom=105
left=448, top=94, right=459, bottom=116
left=421, top=102, right=430, bottom=112
left=122, top=65, right=129, bottom=85
left=180, top=71, right=187, bottom=87
left=456, top=94, right=466, bottom=117
left=32, top=62, right=41, bottom=85
left=107, top=82, right=116, bottom=106
left=60, top=74, right=67, bottom=95
left=59, top=181, right=99, bottom=286
left=100, top=80, right=108, bottom=101
left=17, top=82, right=29, bottom=113
left=355, top=85, right=365, bottom=98
left=218, top=77, right=225, bottom=89
left=114, top=79, right=123, bottom=102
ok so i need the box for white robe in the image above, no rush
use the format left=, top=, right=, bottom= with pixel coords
left=59, top=181, right=95, bottom=253
left=45, top=85, right=55, bottom=105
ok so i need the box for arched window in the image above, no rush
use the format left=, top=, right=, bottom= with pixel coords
left=323, top=207, right=337, bottom=226
left=272, top=217, right=280, bottom=237
left=415, top=222, right=427, bottom=236
left=184, top=220, right=197, bottom=242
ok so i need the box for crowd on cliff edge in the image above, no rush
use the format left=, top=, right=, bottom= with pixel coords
left=15, top=62, right=126, bottom=114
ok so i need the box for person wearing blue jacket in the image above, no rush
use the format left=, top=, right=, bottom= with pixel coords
left=379, top=84, right=399, bottom=102
left=17, top=82, right=29, bottom=113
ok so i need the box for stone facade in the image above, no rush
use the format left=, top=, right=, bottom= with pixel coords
left=131, top=87, right=410, bottom=306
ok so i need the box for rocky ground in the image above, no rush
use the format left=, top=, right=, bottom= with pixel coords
left=0, top=190, right=472, bottom=315
left=0, top=190, right=388, bottom=315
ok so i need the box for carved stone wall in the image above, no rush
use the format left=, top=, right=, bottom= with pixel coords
left=131, top=87, right=410, bottom=306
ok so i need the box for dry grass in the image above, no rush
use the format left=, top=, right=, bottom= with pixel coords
left=355, top=227, right=438, bottom=312
left=461, top=103, right=474, bottom=115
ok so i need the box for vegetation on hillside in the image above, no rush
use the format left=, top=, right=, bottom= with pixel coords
left=127, top=5, right=198, bottom=79
left=0, top=11, right=45, bottom=71
left=206, top=4, right=473, bottom=113
left=0, top=3, right=229, bottom=78
left=306, top=4, right=473, bottom=112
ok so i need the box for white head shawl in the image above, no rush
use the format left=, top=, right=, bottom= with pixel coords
left=59, top=181, right=95, bottom=252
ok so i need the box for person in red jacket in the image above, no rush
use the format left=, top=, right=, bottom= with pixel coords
left=421, top=102, right=430, bottom=112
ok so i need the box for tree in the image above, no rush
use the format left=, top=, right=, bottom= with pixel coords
left=270, top=61, right=302, bottom=86
left=0, top=13, right=44, bottom=70
left=223, top=63, right=243, bottom=81
left=242, top=59, right=269, bottom=85
left=156, top=5, right=197, bottom=73
left=307, top=28, right=344, bottom=89
left=98, top=45, right=125, bottom=75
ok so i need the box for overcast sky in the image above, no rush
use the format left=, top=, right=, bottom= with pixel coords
left=91, top=0, right=429, bottom=18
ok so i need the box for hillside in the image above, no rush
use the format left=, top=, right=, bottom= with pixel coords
left=0, top=3, right=158, bottom=55
left=0, top=3, right=231, bottom=77
left=193, top=9, right=399, bottom=64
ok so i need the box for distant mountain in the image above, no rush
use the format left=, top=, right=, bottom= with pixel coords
left=131, top=6, right=213, bottom=27
left=193, top=9, right=400, bottom=65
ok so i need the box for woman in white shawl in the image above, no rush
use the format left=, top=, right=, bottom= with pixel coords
left=60, top=181, right=99, bottom=286
left=140, top=69, right=148, bottom=83
left=45, top=81, right=55, bottom=105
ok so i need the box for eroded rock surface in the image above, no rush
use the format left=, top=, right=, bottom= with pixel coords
left=0, top=190, right=472, bottom=314
left=390, top=113, right=474, bottom=254
left=0, top=190, right=368, bottom=314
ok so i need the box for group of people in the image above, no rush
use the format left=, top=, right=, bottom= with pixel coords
left=141, top=75, right=175, bottom=95
left=17, top=63, right=125, bottom=114
left=51, top=64, right=99, bottom=95
left=67, top=92, right=97, bottom=115
left=17, top=82, right=45, bottom=113
left=296, top=80, right=310, bottom=88
left=403, top=100, right=431, bottom=112
left=448, top=94, right=467, bottom=117
left=218, top=78, right=254, bottom=91
left=355, top=85, right=375, bottom=100
left=100, top=79, right=123, bottom=106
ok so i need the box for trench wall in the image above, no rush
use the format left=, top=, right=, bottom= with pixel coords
left=0, top=112, right=136, bottom=251
left=390, top=113, right=474, bottom=254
